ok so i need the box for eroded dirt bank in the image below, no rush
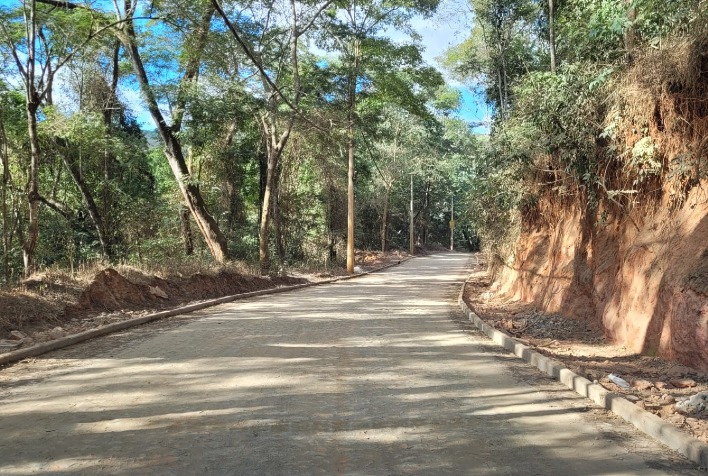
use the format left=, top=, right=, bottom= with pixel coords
left=494, top=179, right=708, bottom=370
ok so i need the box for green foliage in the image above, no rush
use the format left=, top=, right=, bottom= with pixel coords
left=443, top=0, right=706, bottom=262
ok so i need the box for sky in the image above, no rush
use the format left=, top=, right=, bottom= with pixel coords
left=402, top=3, right=489, bottom=132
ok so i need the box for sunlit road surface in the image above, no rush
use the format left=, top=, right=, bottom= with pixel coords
left=0, top=253, right=701, bottom=475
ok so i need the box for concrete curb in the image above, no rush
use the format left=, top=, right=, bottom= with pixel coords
left=457, top=281, right=708, bottom=469
left=0, top=256, right=413, bottom=367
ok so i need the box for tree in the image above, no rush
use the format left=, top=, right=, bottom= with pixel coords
left=317, top=0, right=441, bottom=270
left=0, top=1, right=111, bottom=274
left=110, top=0, right=229, bottom=263
left=441, top=0, right=539, bottom=118
left=212, top=0, right=332, bottom=271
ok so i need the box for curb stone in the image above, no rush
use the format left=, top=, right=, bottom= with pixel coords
left=457, top=280, right=708, bottom=469
left=0, top=256, right=413, bottom=367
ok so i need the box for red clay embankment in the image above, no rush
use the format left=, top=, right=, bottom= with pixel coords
left=495, top=180, right=708, bottom=370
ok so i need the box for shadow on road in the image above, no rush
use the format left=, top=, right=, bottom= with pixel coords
left=0, top=253, right=698, bottom=475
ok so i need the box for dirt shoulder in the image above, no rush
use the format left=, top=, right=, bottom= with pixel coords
left=463, top=260, right=708, bottom=444
left=0, top=250, right=408, bottom=358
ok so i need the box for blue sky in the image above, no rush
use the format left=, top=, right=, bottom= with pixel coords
left=0, top=0, right=486, bottom=132
left=126, top=0, right=487, bottom=132
left=400, top=3, right=489, bottom=132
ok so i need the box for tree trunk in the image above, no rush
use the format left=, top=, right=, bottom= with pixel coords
left=100, top=40, right=121, bottom=256
left=258, top=158, right=275, bottom=271
left=548, top=0, right=557, bottom=73
left=424, top=181, right=430, bottom=245
left=23, top=102, right=41, bottom=277
left=624, top=0, right=636, bottom=63
left=327, top=184, right=337, bottom=261
left=58, top=149, right=112, bottom=258
left=273, top=185, right=285, bottom=264
left=257, top=0, right=302, bottom=271
left=118, top=9, right=228, bottom=263
left=380, top=185, right=390, bottom=252
left=0, top=107, right=9, bottom=282
left=21, top=2, right=41, bottom=277
left=180, top=205, right=194, bottom=256
left=223, top=121, right=244, bottom=237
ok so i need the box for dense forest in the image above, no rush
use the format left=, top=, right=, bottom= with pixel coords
left=0, top=0, right=478, bottom=281
left=443, top=0, right=707, bottom=263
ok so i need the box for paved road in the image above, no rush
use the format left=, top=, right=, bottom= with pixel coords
left=0, top=253, right=702, bottom=475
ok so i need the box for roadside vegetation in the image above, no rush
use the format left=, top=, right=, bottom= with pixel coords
left=443, top=0, right=707, bottom=264
left=0, top=0, right=479, bottom=288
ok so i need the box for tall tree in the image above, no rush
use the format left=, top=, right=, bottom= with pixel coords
left=318, top=0, right=441, bottom=271
left=212, top=0, right=332, bottom=271
left=111, top=0, right=229, bottom=262
left=548, top=0, right=556, bottom=72
left=0, top=1, right=107, bottom=274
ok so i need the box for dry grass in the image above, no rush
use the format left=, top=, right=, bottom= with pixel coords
left=612, top=28, right=708, bottom=204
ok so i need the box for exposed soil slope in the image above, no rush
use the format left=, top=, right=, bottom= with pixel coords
left=494, top=180, right=708, bottom=370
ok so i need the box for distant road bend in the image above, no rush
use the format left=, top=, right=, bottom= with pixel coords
left=0, top=253, right=702, bottom=475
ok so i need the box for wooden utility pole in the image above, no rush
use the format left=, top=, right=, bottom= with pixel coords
left=549, top=0, right=557, bottom=73
left=409, top=174, right=414, bottom=256
left=450, top=196, right=454, bottom=251
left=346, top=40, right=360, bottom=273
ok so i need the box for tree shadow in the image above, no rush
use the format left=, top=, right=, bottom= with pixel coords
left=0, top=254, right=699, bottom=475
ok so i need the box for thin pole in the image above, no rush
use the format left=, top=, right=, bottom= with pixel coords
left=409, top=174, right=414, bottom=256
left=450, top=196, right=454, bottom=251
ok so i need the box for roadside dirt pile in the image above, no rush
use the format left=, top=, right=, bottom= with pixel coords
left=0, top=266, right=307, bottom=340
left=0, top=251, right=406, bottom=352
left=65, top=268, right=306, bottom=316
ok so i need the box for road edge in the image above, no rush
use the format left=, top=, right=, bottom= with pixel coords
left=457, top=280, right=708, bottom=469
left=0, top=256, right=413, bottom=367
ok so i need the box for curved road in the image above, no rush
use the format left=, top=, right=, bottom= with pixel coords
left=0, top=253, right=702, bottom=474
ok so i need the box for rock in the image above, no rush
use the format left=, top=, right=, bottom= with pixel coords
left=625, top=394, right=641, bottom=402
left=9, top=330, right=27, bottom=340
left=48, top=327, right=65, bottom=340
left=669, top=414, right=685, bottom=424
left=661, top=404, right=677, bottom=416
left=149, top=286, right=168, bottom=299
left=608, top=374, right=631, bottom=389
left=667, top=365, right=693, bottom=377
left=662, top=394, right=676, bottom=404
left=632, top=379, right=654, bottom=390
left=654, top=381, right=674, bottom=390
left=353, top=266, right=363, bottom=273
left=675, top=392, right=708, bottom=415
left=669, top=378, right=697, bottom=388
left=635, top=400, right=646, bottom=409
left=0, top=339, right=22, bottom=351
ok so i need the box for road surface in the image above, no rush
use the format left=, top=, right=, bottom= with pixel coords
left=0, top=253, right=702, bottom=474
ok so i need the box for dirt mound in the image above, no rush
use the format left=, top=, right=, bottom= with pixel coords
left=1, top=251, right=404, bottom=351
left=68, top=268, right=153, bottom=312
left=64, top=268, right=308, bottom=317
left=0, top=291, right=64, bottom=334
